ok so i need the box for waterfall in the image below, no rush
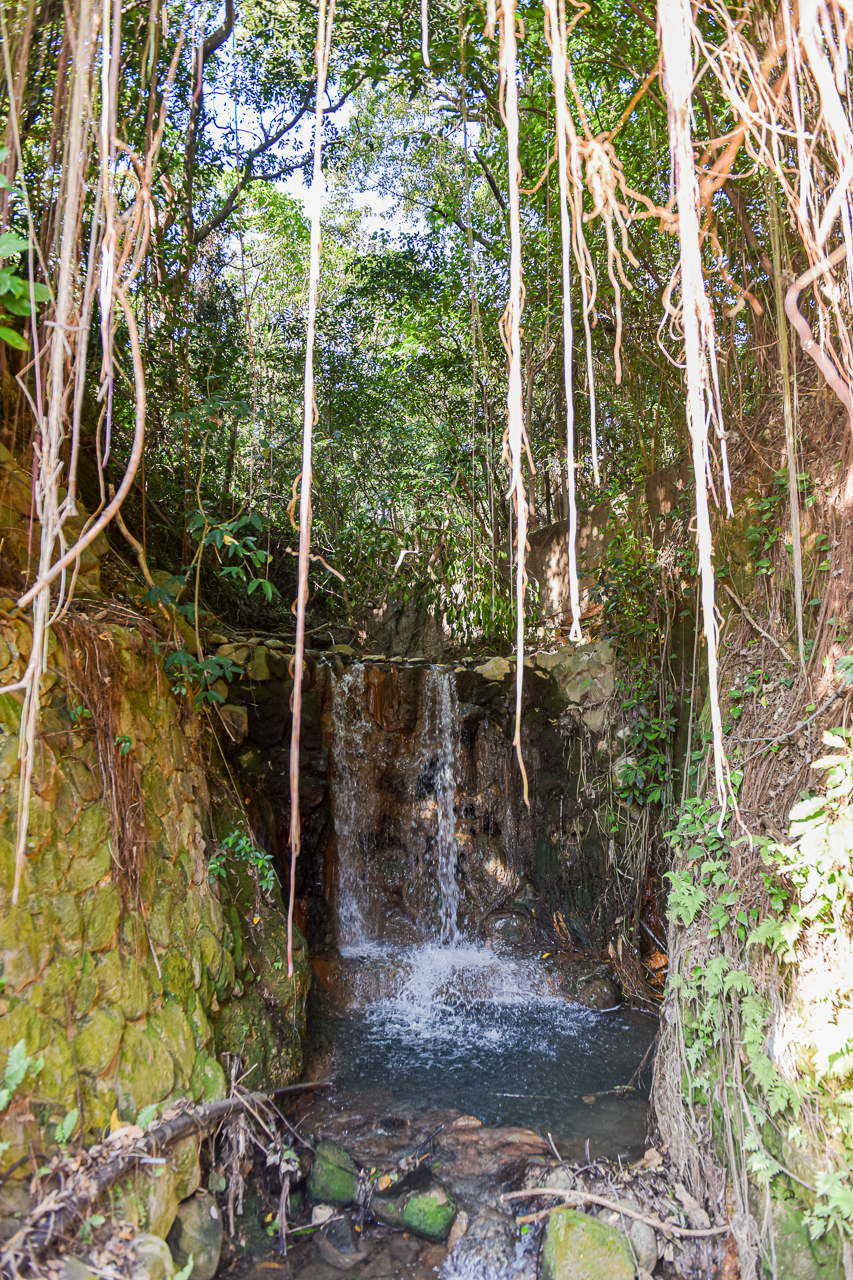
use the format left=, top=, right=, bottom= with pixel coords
left=330, top=663, right=372, bottom=952
left=422, top=668, right=460, bottom=945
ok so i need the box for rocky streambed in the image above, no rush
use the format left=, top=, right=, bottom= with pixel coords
left=223, top=1096, right=731, bottom=1280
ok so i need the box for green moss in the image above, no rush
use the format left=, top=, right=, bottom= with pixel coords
left=541, top=1208, right=634, bottom=1280
left=117, top=1024, right=176, bottom=1119
left=73, top=1007, right=124, bottom=1076
left=307, top=1141, right=360, bottom=1207
left=66, top=843, right=111, bottom=892
left=150, top=1000, right=197, bottom=1086
left=189, top=1051, right=227, bottom=1104
left=160, top=949, right=193, bottom=1004
left=83, top=883, right=120, bottom=951
left=74, top=805, right=109, bottom=860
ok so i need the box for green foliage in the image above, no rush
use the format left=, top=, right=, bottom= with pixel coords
left=55, top=1107, right=79, bottom=1149
left=616, top=688, right=677, bottom=806
left=0, top=150, right=50, bottom=351
left=667, top=739, right=853, bottom=1244
left=0, top=1039, right=44, bottom=1113
left=210, top=830, right=278, bottom=897
left=160, top=649, right=242, bottom=706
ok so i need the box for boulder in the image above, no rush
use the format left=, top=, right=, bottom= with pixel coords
left=371, top=1165, right=456, bottom=1241
left=597, top=1200, right=657, bottom=1272
left=307, top=1140, right=360, bottom=1207
left=316, top=1214, right=372, bottom=1270
left=166, top=1193, right=223, bottom=1280
left=541, top=1207, right=634, bottom=1280
left=577, top=977, right=619, bottom=1010
left=131, top=1233, right=176, bottom=1280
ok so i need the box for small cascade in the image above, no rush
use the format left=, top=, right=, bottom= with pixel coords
left=322, top=657, right=657, bottom=1152
left=421, top=668, right=460, bottom=945
left=330, top=663, right=373, bottom=952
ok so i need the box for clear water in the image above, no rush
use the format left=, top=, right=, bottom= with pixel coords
left=325, top=943, right=656, bottom=1148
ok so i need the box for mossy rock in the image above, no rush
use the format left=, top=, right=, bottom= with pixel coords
left=371, top=1166, right=456, bottom=1241
left=770, top=1198, right=845, bottom=1279
left=73, top=1007, right=124, bottom=1076
left=117, top=1023, right=176, bottom=1119
left=307, top=1140, right=360, bottom=1207
left=189, top=1051, right=226, bottom=1104
left=541, top=1208, right=634, bottom=1280
left=83, top=884, right=120, bottom=952
left=96, top=951, right=152, bottom=1021
left=150, top=1001, right=197, bottom=1086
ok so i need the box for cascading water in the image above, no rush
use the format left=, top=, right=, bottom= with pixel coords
left=330, top=663, right=373, bottom=952
left=325, top=660, right=656, bottom=1151
left=421, top=668, right=460, bottom=945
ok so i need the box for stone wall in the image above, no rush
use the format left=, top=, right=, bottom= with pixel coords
left=0, top=605, right=310, bottom=1178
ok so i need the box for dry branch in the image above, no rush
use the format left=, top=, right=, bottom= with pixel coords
left=10, top=1084, right=328, bottom=1260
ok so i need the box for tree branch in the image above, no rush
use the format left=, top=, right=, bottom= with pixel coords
left=475, top=150, right=506, bottom=211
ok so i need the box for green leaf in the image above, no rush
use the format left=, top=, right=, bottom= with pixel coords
left=0, top=325, right=28, bottom=350
left=0, top=233, right=28, bottom=259
left=1, top=295, right=33, bottom=316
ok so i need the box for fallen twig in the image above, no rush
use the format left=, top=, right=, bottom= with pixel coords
left=8, top=1082, right=329, bottom=1260
left=500, top=1188, right=730, bottom=1237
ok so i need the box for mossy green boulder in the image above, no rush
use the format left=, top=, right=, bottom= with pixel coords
left=307, top=1140, right=360, bottom=1207
left=371, top=1166, right=457, bottom=1241
left=541, top=1208, right=634, bottom=1280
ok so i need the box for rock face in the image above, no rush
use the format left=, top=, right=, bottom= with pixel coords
left=0, top=609, right=310, bottom=1172
left=541, top=1207, right=635, bottom=1280
left=219, top=644, right=624, bottom=957
left=166, top=1193, right=224, bottom=1280
left=307, top=1140, right=361, bottom=1207
left=371, top=1166, right=457, bottom=1241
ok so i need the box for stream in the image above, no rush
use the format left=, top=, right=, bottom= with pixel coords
left=231, top=663, right=658, bottom=1279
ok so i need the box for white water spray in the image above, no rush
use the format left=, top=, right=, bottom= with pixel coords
left=422, top=668, right=460, bottom=945
left=330, top=663, right=373, bottom=951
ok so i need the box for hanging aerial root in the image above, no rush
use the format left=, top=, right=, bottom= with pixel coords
left=288, top=0, right=335, bottom=976
left=543, top=0, right=582, bottom=642
left=658, top=0, right=729, bottom=809
left=497, top=0, right=529, bottom=806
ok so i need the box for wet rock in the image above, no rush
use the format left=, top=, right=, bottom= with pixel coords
left=541, top=1207, right=634, bottom=1280
left=449, top=1208, right=516, bottom=1277
left=576, top=977, right=619, bottom=1009
left=597, top=1200, right=657, bottom=1272
left=316, top=1215, right=372, bottom=1269
left=166, top=1192, right=223, bottom=1280
left=483, top=911, right=529, bottom=945
left=131, top=1233, right=176, bottom=1280
left=371, top=1165, right=457, bottom=1241
left=307, top=1140, right=360, bottom=1207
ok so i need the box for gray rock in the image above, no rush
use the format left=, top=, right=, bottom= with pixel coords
left=450, top=1208, right=516, bottom=1279
left=131, top=1233, right=176, bottom=1280
left=597, top=1200, right=657, bottom=1272
left=166, top=1193, right=223, bottom=1280
left=316, top=1215, right=372, bottom=1269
